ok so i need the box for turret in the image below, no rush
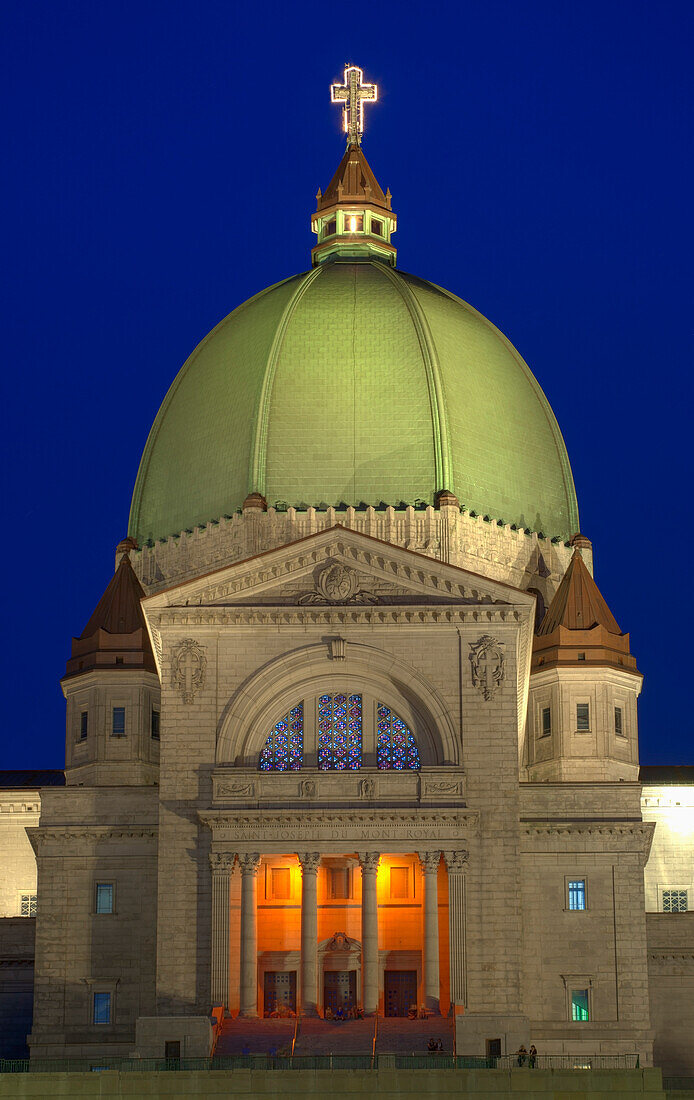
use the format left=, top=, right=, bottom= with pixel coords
left=61, top=545, right=160, bottom=785
left=526, top=543, right=641, bottom=781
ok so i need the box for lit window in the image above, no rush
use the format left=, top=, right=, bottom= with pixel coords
left=345, top=214, right=363, bottom=233
left=371, top=218, right=383, bottom=236
left=377, top=704, right=420, bottom=769
left=111, top=707, right=125, bottom=737
left=318, top=694, right=362, bottom=770
left=541, top=707, right=551, bottom=737
left=151, top=709, right=160, bottom=741
left=614, top=706, right=624, bottom=737
left=662, top=889, right=688, bottom=912
left=259, top=704, right=303, bottom=771
left=576, top=703, right=590, bottom=731
left=80, top=711, right=88, bottom=740
left=329, top=868, right=351, bottom=899
left=95, top=884, right=113, bottom=914
left=571, top=989, right=589, bottom=1021
left=271, top=868, right=291, bottom=900
left=92, top=992, right=111, bottom=1025
left=325, top=218, right=336, bottom=237
left=568, top=880, right=586, bottom=911
left=390, top=867, right=409, bottom=899
left=20, top=894, right=37, bottom=917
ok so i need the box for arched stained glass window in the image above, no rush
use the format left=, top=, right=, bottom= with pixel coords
left=259, top=704, right=303, bottom=770
left=318, top=693, right=362, bottom=770
left=377, top=704, right=420, bottom=770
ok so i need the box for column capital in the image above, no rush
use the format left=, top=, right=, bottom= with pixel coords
left=209, top=852, right=236, bottom=874
left=418, top=850, right=442, bottom=874
left=238, top=852, right=261, bottom=876
left=443, top=849, right=469, bottom=874
left=358, top=851, right=381, bottom=874
left=297, top=852, right=321, bottom=874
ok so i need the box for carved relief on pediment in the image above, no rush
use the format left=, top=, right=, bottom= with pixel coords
left=299, top=560, right=378, bottom=605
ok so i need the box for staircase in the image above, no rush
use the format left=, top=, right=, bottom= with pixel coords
left=292, top=1016, right=374, bottom=1056
left=214, top=1016, right=295, bottom=1056
left=376, top=1015, right=454, bottom=1055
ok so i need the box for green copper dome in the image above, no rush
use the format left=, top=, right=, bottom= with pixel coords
left=129, top=259, right=579, bottom=543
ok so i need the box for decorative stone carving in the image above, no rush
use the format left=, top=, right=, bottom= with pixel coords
left=209, top=852, right=236, bottom=873
left=358, top=851, right=381, bottom=873
left=425, top=781, right=462, bottom=796
left=328, top=637, right=346, bottom=660
left=443, top=849, right=470, bottom=873
left=418, top=850, right=442, bottom=873
left=217, top=782, right=255, bottom=798
left=171, top=638, right=207, bottom=703
left=359, top=777, right=375, bottom=800
left=323, top=931, right=360, bottom=953
left=298, top=559, right=378, bottom=605
left=301, top=779, right=317, bottom=799
left=469, top=634, right=505, bottom=700
left=297, top=852, right=321, bottom=874
left=238, top=852, right=261, bottom=876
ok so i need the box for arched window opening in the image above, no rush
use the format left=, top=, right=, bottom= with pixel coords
left=259, top=703, right=304, bottom=771
left=318, top=693, right=362, bottom=770
left=377, top=703, right=420, bottom=770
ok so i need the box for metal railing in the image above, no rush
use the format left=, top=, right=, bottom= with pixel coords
left=0, top=1052, right=640, bottom=1074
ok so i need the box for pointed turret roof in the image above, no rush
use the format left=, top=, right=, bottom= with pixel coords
left=318, top=142, right=389, bottom=210
left=537, top=550, right=621, bottom=635
left=63, top=554, right=156, bottom=679
left=532, top=549, right=639, bottom=675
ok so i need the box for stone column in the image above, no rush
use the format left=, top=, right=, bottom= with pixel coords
left=298, top=852, right=320, bottom=1016
left=238, top=852, right=261, bottom=1017
left=419, top=851, right=442, bottom=1014
left=210, top=853, right=235, bottom=1010
left=444, top=850, right=469, bottom=1009
left=358, top=852, right=380, bottom=1015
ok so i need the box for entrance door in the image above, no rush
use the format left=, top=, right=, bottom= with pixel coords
left=263, top=971, right=297, bottom=1017
left=323, top=970, right=357, bottom=1016
left=384, top=970, right=417, bottom=1017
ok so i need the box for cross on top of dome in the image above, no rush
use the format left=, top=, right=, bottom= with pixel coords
left=331, top=65, right=377, bottom=146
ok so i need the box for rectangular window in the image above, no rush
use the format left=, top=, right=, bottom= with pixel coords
left=541, top=706, right=551, bottom=737
left=371, top=218, right=383, bottom=236
left=92, top=992, right=111, bottom=1025
left=568, top=880, right=586, bottom=911
left=615, top=706, right=624, bottom=737
left=151, top=709, right=160, bottom=741
left=325, top=218, right=336, bottom=237
left=571, top=989, right=590, bottom=1021
left=95, top=883, right=114, bottom=914
left=662, top=889, right=688, bottom=912
left=20, top=894, right=37, bottom=917
left=576, top=703, right=590, bottom=731
left=577, top=652, right=586, bottom=661
left=390, top=867, right=409, bottom=899
left=329, top=867, right=351, bottom=899
left=345, top=214, right=363, bottom=233
left=271, top=867, right=291, bottom=900
left=111, top=707, right=125, bottom=737
left=80, top=711, right=88, bottom=740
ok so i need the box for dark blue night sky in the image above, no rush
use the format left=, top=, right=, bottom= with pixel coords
left=2, top=0, right=692, bottom=768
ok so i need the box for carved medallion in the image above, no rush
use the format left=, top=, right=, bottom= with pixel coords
left=469, top=634, right=505, bottom=700
left=299, top=560, right=378, bottom=605
left=301, top=779, right=317, bottom=799
left=359, top=777, right=375, bottom=800
left=171, top=638, right=206, bottom=704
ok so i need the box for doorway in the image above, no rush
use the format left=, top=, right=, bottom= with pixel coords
left=384, top=970, right=417, bottom=1017
left=263, top=970, right=296, bottom=1017
left=323, top=970, right=357, bottom=1016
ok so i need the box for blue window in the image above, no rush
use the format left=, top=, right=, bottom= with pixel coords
left=571, top=989, right=589, bottom=1022
left=95, top=884, right=113, bottom=914
left=376, top=704, right=420, bottom=770
left=111, top=707, right=125, bottom=737
left=259, top=703, right=304, bottom=771
left=92, top=992, right=111, bottom=1025
left=568, top=880, right=586, bottom=911
left=317, top=694, right=362, bottom=770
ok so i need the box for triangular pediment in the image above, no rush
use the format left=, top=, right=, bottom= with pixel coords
left=142, top=526, right=534, bottom=613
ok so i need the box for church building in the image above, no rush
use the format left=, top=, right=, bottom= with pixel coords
left=1, top=66, right=693, bottom=1076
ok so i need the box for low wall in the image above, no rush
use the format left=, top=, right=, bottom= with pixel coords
left=0, top=1067, right=668, bottom=1098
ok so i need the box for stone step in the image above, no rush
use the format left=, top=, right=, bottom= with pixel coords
left=214, top=1016, right=296, bottom=1055
left=376, top=1015, right=454, bottom=1055
left=293, top=1016, right=375, bottom=1055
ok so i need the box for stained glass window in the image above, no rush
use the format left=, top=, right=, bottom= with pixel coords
left=318, top=693, right=362, bottom=770
left=377, top=704, right=420, bottom=770
left=259, top=704, right=303, bottom=771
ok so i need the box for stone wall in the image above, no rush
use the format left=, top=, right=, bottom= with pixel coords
left=0, top=917, right=35, bottom=1059
left=641, top=787, right=694, bottom=913
left=0, top=791, right=39, bottom=917
left=647, top=912, right=694, bottom=1076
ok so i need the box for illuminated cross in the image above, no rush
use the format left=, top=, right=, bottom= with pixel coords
left=331, top=65, right=377, bottom=145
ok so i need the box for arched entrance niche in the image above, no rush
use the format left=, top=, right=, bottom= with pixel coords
left=215, top=642, right=459, bottom=768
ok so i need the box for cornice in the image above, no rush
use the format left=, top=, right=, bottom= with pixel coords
left=29, top=826, right=158, bottom=850
left=148, top=605, right=526, bottom=629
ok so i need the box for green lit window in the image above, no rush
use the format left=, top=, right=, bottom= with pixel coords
left=95, top=884, right=113, bottom=914
left=571, top=989, right=589, bottom=1021
left=576, top=703, right=590, bottom=731
left=111, top=707, right=125, bottom=737
left=615, top=706, right=624, bottom=737
left=541, top=707, right=551, bottom=737
left=568, top=880, right=586, bottom=910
